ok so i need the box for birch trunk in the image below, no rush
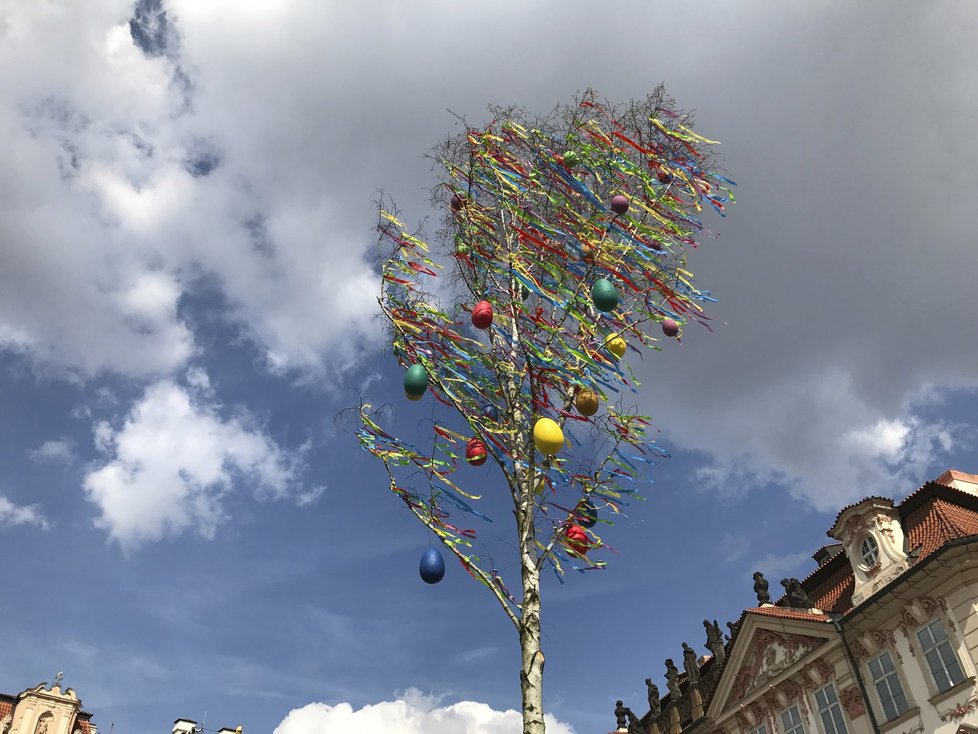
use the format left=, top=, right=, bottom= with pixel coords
left=518, top=510, right=545, bottom=734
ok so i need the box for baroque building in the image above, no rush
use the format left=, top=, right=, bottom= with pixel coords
left=0, top=678, right=96, bottom=734
left=610, top=469, right=978, bottom=734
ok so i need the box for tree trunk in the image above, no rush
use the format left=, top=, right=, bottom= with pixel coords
left=519, top=540, right=545, bottom=734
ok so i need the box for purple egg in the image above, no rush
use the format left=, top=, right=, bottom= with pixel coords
left=662, top=318, right=680, bottom=337
left=610, top=195, right=629, bottom=215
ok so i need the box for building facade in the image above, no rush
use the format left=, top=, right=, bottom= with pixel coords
left=611, top=469, right=978, bottom=734
left=0, top=679, right=96, bottom=734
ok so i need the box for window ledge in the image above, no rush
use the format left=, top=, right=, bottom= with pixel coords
left=928, top=676, right=976, bottom=706
left=880, top=706, right=920, bottom=732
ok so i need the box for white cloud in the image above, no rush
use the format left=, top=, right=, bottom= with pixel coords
left=273, top=689, right=577, bottom=734
left=0, top=0, right=379, bottom=379
left=0, top=495, right=49, bottom=529
left=83, top=372, right=313, bottom=549
left=29, top=438, right=76, bottom=463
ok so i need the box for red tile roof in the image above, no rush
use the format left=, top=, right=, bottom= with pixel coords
left=905, top=496, right=978, bottom=558
left=778, top=480, right=978, bottom=616
left=745, top=606, right=833, bottom=622
left=0, top=699, right=13, bottom=719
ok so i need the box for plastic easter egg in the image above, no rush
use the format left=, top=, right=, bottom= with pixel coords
left=591, top=279, right=619, bottom=312
left=576, top=498, right=598, bottom=528
left=606, top=334, right=627, bottom=359
left=466, top=438, right=487, bottom=466
left=610, top=194, right=629, bottom=215
left=661, top=318, right=680, bottom=337
left=419, top=547, right=446, bottom=584
left=533, top=418, right=564, bottom=456
left=403, top=364, right=428, bottom=399
left=657, top=171, right=672, bottom=184
left=450, top=193, right=463, bottom=211
left=562, top=150, right=581, bottom=168
left=563, top=524, right=590, bottom=557
left=574, top=389, right=600, bottom=417
left=472, top=300, right=494, bottom=329
left=482, top=403, right=499, bottom=422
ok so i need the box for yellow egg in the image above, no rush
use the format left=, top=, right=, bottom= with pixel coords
left=533, top=418, right=564, bottom=456
left=606, top=334, right=627, bottom=359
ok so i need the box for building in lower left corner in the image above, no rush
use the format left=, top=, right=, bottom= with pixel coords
left=0, top=680, right=96, bottom=734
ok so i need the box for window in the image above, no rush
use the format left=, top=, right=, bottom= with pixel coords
left=814, top=684, right=848, bottom=734
left=868, top=650, right=909, bottom=721
left=859, top=536, right=878, bottom=566
left=750, top=725, right=768, bottom=734
left=916, top=619, right=966, bottom=692
left=780, top=705, right=806, bottom=734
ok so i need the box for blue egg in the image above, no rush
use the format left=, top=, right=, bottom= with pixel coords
left=419, top=547, right=446, bottom=584
left=482, top=403, right=499, bottom=422
left=578, top=498, right=598, bottom=528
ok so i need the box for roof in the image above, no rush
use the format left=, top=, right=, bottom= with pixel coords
left=787, top=479, right=978, bottom=616
left=745, top=606, right=832, bottom=622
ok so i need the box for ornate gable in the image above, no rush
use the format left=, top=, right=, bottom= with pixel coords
left=728, top=629, right=827, bottom=702
left=708, top=613, right=836, bottom=721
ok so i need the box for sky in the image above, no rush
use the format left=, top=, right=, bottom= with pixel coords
left=1, top=1, right=977, bottom=733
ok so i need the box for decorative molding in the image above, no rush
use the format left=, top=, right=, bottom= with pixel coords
left=897, top=596, right=951, bottom=648
left=939, top=691, right=978, bottom=722
left=729, top=631, right=827, bottom=702
left=838, top=685, right=865, bottom=719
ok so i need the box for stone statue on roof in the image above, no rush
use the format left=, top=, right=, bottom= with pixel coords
left=704, top=619, right=725, bottom=663
left=665, top=658, right=681, bottom=699
left=682, top=642, right=700, bottom=684
left=725, top=619, right=739, bottom=642
left=615, top=700, right=628, bottom=729
left=781, top=577, right=814, bottom=609
left=645, top=678, right=661, bottom=717
left=753, top=571, right=771, bottom=604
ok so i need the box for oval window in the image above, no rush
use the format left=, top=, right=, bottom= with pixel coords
left=860, top=536, right=879, bottom=567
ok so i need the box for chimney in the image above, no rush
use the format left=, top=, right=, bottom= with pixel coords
left=935, top=469, right=978, bottom=496
left=812, top=543, right=844, bottom=566
left=172, top=720, right=196, bottom=734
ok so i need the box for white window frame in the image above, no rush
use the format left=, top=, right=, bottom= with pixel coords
left=749, top=724, right=768, bottom=734
left=867, top=649, right=910, bottom=721
left=813, top=683, right=849, bottom=734
left=779, top=704, right=807, bottom=734
left=859, top=535, right=878, bottom=567
left=915, top=617, right=967, bottom=694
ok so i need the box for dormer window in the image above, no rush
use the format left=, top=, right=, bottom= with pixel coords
left=860, top=536, right=879, bottom=567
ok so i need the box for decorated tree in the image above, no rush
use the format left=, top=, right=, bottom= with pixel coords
left=357, top=87, right=734, bottom=734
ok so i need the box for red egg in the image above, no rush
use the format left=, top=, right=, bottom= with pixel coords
left=661, top=318, right=680, bottom=337
left=466, top=438, right=487, bottom=466
left=450, top=193, right=463, bottom=211
left=471, top=300, right=493, bottom=329
left=610, top=195, right=629, bottom=215
left=657, top=171, right=673, bottom=184
left=563, top=524, right=590, bottom=557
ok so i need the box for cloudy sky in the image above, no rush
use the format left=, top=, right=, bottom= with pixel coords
left=2, top=1, right=977, bottom=733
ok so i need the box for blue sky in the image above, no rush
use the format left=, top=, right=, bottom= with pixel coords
left=2, top=2, right=978, bottom=733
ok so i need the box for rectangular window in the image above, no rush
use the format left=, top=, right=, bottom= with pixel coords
left=868, top=650, right=909, bottom=721
left=814, top=684, right=848, bottom=734
left=916, top=619, right=966, bottom=693
left=780, top=705, right=806, bottom=734
left=750, top=725, right=768, bottom=734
